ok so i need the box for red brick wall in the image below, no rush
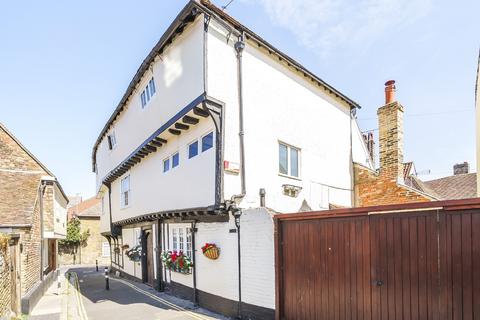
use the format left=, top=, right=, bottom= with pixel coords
left=354, top=163, right=432, bottom=207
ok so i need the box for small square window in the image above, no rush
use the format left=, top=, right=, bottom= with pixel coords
left=172, top=152, right=179, bottom=168
left=202, top=132, right=214, bottom=152
left=163, top=158, right=170, bottom=172
left=279, top=142, right=300, bottom=178
left=107, top=132, right=117, bottom=150
left=188, top=141, right=198, bottom=159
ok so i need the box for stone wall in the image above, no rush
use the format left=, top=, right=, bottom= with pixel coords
left=21, top=201, right=41, bottom=296
left=59, top=217, right=109, bottom=265
left=0, top=239, right=11, bottom=317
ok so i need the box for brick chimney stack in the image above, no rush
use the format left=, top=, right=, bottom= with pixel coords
left=453, top=162, right=469, bottom=175
left=378, top=80, right=404, bottom=182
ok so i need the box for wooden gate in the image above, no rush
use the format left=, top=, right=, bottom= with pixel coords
left=275, top=199, right=480, bottom=320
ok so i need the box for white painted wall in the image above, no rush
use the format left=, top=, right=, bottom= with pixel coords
left=109, top=118, right=216, bottom=224
left=95, top=16, right=205, bottom=192
left=352, top=119, right=375, bottom=169
left=99, top=189, right=110, bottom=234
left=207, top=20, right=355, bottom=213
left=53, top=184, right=67, bottom=238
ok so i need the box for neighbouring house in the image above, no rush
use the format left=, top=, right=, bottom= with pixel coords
left=93, top=0, right=371, bottom=318
left=58, top=197, right=110, bottom=266
left=422, top=162, right=477, bottom=200
left=353, top=80, right=439, bottom=206
left=0, top=122, right=68, bottom=317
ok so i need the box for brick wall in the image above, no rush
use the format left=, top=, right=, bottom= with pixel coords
left=42, top=185, right=54, bottom=233
left=0, top=240, right=11, bottom=317
left=354, top=163, right=432, bottom=207
left=21, top=200, right=41, bottom=295
left=0, top=127, right=44, bottom=172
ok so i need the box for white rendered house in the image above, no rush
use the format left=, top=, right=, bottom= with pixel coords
left=93, top=1, right=371, bottom=318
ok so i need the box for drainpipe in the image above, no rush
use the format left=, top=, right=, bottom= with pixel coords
left=39, top=181, right=46, bottom=281
left=230, top=32, right=246, bottom=319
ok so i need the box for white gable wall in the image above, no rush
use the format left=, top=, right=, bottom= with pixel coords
left=207, top=20, right=354, bottom=212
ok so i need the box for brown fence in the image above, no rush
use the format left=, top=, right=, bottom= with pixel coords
left=274, top=199, right=480, bottom=320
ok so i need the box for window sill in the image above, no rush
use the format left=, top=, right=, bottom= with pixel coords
left=278, top=173, right=302, bottom=181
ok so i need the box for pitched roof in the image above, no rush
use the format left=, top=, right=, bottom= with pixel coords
left=67, top=197, right=101, bottom=220
left=0, top=122, right=69, bottom=202
left=423, top=173, right=477, bottom=200
left=0, top=171, right=42, bottom=226
left=92, top=0, right=361, bottom=171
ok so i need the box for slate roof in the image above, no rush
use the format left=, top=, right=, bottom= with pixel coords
left=423, top=173, right=477, bottom=200
left=67, top=197, right=101, bottom=220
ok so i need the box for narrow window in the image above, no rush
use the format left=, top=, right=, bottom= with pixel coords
left=121, top=175, right=130, bottom=207
left=146, top=86, right=150, bottom=102
left=172, top=152, right=179, bottom=168
left=102, top=242, right=110, bottom=257
left=279, top=142, right=300, bottom=177
left=188, top=141, right=198, bottom=159
left=202, top=132, right=214, bottom=152
left=279, top=143, right=288, bottom=175
left=179, top=228, right=184, bottom=253
left=149, top=78, right=156, bottom=96
left=290, top=148, right=299, bottom=177
left=107, top=132, right=116, bottom=150
left=172, top=228, right=178, bottom=252
left=141, top=91, right=146, bottom=108
left=186, top=228, right=192, bottom=258
left=163, top=158, right=170, bottom=173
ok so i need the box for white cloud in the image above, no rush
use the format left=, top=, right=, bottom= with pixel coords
left=241, top=0, right=432, bottom=56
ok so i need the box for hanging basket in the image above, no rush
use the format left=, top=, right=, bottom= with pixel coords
left=202, top=244, right=220, bottom=260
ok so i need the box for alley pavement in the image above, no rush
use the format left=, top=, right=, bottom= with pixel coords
left=30, top=266, right=227, bottom=320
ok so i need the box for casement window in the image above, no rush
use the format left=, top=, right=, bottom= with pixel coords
left=134, top=229, right=141, bottom=246
left=201, top=132, right=214, bottom=152
left=102, top=242, right=110, bottom=257
left=172, top=228, right=178, bottom=252
left=279, top=142, right=300, bottom=178
left=141, top=77, right=156, bottom=108
left=120, top=175, right=131, bottom=207
left=107, top=132, right=117, bottom=150
left=163, top=158, right=170, bottom=173
left=188, top=141, right=199, bottom=159
left=171, top=227, right=192, bottom=257
left=172, top=152, right=179, bottom=168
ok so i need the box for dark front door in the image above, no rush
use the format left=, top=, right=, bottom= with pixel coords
left=145, top=231, right=154, bottom=286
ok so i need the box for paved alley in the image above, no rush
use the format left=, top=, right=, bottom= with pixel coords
left=31, top=267, right=227, bottom=320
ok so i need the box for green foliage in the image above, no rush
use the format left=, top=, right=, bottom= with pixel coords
left=59, top=217, right=90, bottom=247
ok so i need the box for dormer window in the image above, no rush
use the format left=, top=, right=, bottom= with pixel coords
left=141, top=77, right=156, bottom=108
left=107, top=132, right=117, bottom=150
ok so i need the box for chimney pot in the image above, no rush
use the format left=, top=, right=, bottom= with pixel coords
left=385, top=80, right=396, bottom=104
left=453, top=162, right=469, bottom=175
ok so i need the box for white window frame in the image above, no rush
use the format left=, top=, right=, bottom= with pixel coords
left=171, top=226, right=192, bottom=257
left=172, top=228, right=178, bottom=252
left=278, top=142, right=301, bottom=179
left=172, top=152, right=180, bottom=168
left=188, top=140, right=199, bottom=159
left=140, top=77, right=156, bottom=109
left=163, top=157, right=170, bottom=173
left=120, top=175, right=131, bottom=208
left=102, top=242, right=110, bottom=257
left=107, top=131, right=117, bottom=150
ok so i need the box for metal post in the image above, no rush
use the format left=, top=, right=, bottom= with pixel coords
left=104, top=267, right=110, bottom=290
left=96, top=260, right=98, bottom=272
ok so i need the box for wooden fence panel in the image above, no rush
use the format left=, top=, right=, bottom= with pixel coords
left=276, top=208, right=480, bottom=320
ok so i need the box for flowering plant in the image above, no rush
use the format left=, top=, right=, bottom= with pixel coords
left=201, top=243, right=220, bottom=260
left=161, top=251, right=193, bottom=274
left=126, top=245, right=142, bottom=262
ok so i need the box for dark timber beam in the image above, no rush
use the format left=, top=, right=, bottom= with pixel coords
left=168, top=128, right=181, bottom=135
left=193, top=107, right=209, bottom=118
left=175, top=123, right=189, bottom=130
left=144, top=145, right=157, bottom=152
left=182, top=115, right=199, bottom=125
left=155, top=137, right=168, bottom=144
left=150, top=141, right=163, bottom=147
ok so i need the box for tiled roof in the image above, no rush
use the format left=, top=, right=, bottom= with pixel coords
left=423, top=173, right=477, bottom=200
left=0, top=172, right=42, bottom=226
left=67, top=197, right=101, bottom=220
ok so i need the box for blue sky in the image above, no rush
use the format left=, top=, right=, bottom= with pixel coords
left=0, top=0, right=478, bottom=199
